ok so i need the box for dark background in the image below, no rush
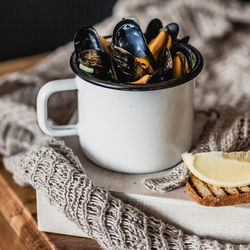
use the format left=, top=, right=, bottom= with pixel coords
left=1, top=0, right=117, bottom=61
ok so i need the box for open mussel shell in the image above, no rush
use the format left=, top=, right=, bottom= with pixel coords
left=74, top=26, right=111, bottom=79
left=173, top=44, right=193, bottom=68
left=78, top=49, right=110, bottom=79
left=74, top=26, right=105, bottom=54
left=176, top=36, right=190, bottom=45
left=162, top=49, right=173, bottom=81
left=146, top=68, right=163, bottom=83
left=71, top=43, right=203, bottom=91
left=172, top=44, right=194, bottom=78
left=166, top=23, right=179, bottom=43
left=144, top=18, right=163, bottom=44
left=145, top=44, right=196, bottom=83
left=129, top=67, right=163, bottom=84
left=110, top=45, right=148, bottom=82
left=112, top=19, right=157, bottom=70
left=143, top=50, right=173, bottom=84
left=161, top=23, right=179, bottom=52
left=148, top=22, right=179, bottom=67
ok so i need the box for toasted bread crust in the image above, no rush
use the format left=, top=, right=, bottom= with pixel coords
left=186, top=175, right=250, bottom=206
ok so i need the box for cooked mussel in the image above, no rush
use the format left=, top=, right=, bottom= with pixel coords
left=130, top=51, right=172, bottom=84
left=162, top=49, right=173, bottom=81
left=144, top=18, right=163, bottom=44
left=130, top=37, right=175, bottom=84
left=148, top=23, right=179, bottom=64
left=110, top=45, right=147, bottom=82
left=112, top=19, right=157, bottom=72
left=172, top=44, right=193, bottom=78
left=74, top=26, right=110, bottom=79
left=136, top=42, right=193, bottom=83
left=166, top=23, right=179, bottom=46
left=73, top=18, right=195, bottom=84
left=176, top=36, right=190, bottom=45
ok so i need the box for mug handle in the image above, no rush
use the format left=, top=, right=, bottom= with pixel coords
left=36, top=78, right=78, bottom=137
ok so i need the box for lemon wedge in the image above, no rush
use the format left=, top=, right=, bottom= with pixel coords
left=182, top=151, right=250, bottom=187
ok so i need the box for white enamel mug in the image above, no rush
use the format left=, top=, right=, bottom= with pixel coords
left=37, top=45, right=203, bottom=173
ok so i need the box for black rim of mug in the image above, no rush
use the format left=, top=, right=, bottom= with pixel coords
left=70, top=44, right=203, bottom=91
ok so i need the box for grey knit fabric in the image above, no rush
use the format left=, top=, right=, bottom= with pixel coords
left=1, top=0, right=250, bottom=248
left=13, top=139, right=250, bottom=249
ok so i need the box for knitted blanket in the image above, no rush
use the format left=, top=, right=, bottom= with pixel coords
left=1, top=0, right=250, bottom=248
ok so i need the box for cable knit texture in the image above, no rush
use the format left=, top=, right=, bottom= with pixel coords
left=1, top=0, right=250, bottom=249
left=15, top=139, right=250, bottom=249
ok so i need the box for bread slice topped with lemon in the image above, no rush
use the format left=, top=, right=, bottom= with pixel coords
left=182, top=151, right=250, bottom=206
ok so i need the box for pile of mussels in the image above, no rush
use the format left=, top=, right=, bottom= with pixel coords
left=74, top=18, right=195, bottom=84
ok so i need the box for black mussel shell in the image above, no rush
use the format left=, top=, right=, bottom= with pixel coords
left=78, top=49, right=110, bottom=79
left=148, top=22, right=179, bottom=67
left=112, top=19, right=157, bottom=70
left=74, top=26, right=111, bottom=79
left=172, top=44, right=194, bottom=78
left=146, top=49, right=173, bottom=83
left=110, top=45, right=147, bottom=82
left=172, top=44, right=193, bottom=71
left=73, top=20, right=194, bottom=84
left=167, top=23, right=179, bottom=43
left=176, top=36, right=190, bottom=45
left=146, top=68, right=163, bottom=83
left=74, top=26, right=104, bottom=55
left=162, top=49, right=173, bottom=80
left=144, top=18, right=163, bottom=44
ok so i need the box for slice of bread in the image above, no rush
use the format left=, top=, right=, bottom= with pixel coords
left=186, top=175, right=250, bottom=206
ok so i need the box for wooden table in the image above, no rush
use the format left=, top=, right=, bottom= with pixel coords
left=0, top=54, right=101, bottom=250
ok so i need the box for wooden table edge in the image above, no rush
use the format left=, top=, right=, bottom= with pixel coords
left=0, top=173, right=57, bottom=250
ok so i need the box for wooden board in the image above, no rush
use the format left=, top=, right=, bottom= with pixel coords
left=0, top=54, right=102, bottom=250
left=0, top=212, right=27, bottom=250
left=0, top=164, right=101, bottom=250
